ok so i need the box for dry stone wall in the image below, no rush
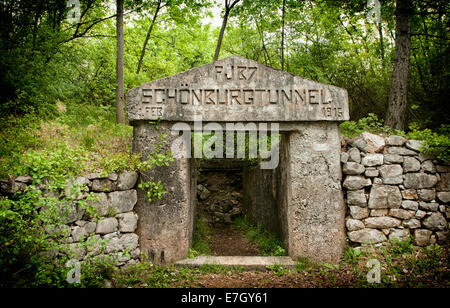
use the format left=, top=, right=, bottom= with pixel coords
left=342, top=133, right=450, bottom=247
left=0, top=171, right=141, bottom=267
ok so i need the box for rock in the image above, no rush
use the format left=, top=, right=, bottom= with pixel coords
left=419, top=202, right=438, bottom=212
left=72, top=222, right=97, bottom=242
left=368, top=184, right=402, bottom=209
left=72, top=226, right=87, bottom=243
left=370, top=209, right=389, bottom=217
left=349, top=206, right=370, bottom=220
left=379, top=165, right=403, bottom=185
left=403, top=219, right=421, bottom=229
left=437, top=173, right=450, bottom=191
left=437, top=192, right=450, bottom=203
left=421, top=161, right=436, bottom=173
left=347, top=190, right=367, bottom=206
left=15, top=175, right=33, bottom=183
left=343, top=176, right=371, bottom=191
left=197, top=184, right=210, bottom=200
left=364, top=217, right=401, bottom=229
left=373, top=178, right=383, bottom=184
left=348, top=148, right=361, bottom=163
left=417, top=189, right=436, bottom=202
left=402, top=189, right=418, bottom=200
left=415, top=210, right=427, bottom=219
left=386, top=135, right=407, bottom=146
left=348, top=229, right=387, bottom=244
left=361, top=132, right=386, bottom=153
left=384, top=154, right=404, bottom=164
left=389, top=209, right=415, bottom=220
left=92, top=178, right=114, bottom=192
left=401, top=200, right=419, bottom=211
left=108, top=190, right=137, bottom=213
left=422, top=212, right=447, bottom=231
left=85, top=222, right=97, bottom=234
left=117, top=171, right=138, bottom=190
left=387, top=147, right=417, bottom=156
left=118, top=233, right=139, bottom=251
left=404, top=173, right=438, bottom=189
left=403, top=157, right=421, bottom=173
left=350, top=137, right=368, bottom=153
left=346, top=219, right=365, bottom=231
left=88, top=192, right=109, bottom=216
left=405, top=140, right=423, bottom=152
left=117, top=212, right=138, bottom=233
left=414, top=229, right=432, bottom=246
left=108, top=173, right=118, bottom=181
left=341, top=152, right=349, bottom=164
left=60, top=202, right=85, bottom=224
left=343, top=162, right=365, bottom=175
left=96, top=218, right=119, bottom=234
left=365, top=168, right=379, bottom=178
left=389, top=229, right=410, bottom=242
left=436, top=231, right=449, bottom=245
left=362, top=154, right=384, bottom=167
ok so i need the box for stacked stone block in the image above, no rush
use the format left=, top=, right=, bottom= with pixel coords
left=1, top=171, right=140, bottom=267
left=342, top=133, right=449, bottom=247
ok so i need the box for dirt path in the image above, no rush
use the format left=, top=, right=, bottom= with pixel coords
left=209, top=223, right=261, bottom=256
left=197, top=170, right=262, bottom=256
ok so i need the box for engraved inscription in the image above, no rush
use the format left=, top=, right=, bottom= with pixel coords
left=141, top=87, right=332, bottom=106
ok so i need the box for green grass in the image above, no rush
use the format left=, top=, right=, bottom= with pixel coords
left=232, top=215, right=286, bottom=256
left=189, top=217, right=214, bottom=258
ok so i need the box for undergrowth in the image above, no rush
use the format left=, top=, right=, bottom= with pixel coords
left=232, top=215, right=285, bottom=256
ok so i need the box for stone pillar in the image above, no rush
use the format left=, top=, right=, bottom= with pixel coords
left=286, top=122, right=345, bottom=264
left=132, top=121, right=196, bottom=264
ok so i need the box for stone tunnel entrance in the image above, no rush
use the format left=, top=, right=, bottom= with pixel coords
left=193, top=133, right=289, bottom=257
left=126, top=56, right=350, bottom=265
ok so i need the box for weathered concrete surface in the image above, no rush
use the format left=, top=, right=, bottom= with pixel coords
left=127, top=56, right=349, bottom=122
left=286, top=123, right=346, bottom=264
left=133, top=122, right=196, bottom=264
left=175, top=256, right=296, bottom=270
left=127, top=56, right=349, bottom=265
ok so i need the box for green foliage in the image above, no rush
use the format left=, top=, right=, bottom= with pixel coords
left=190, top=217, right=214, bottom=257
left=344, top=246, right=363, bottom=264
left=408, top=124, right=450, bottom=162
left=339, top=113, right=406, bottom=138
left=233, top=215, right=285, bottom=256
left=390, top=237, right=414, bottom=257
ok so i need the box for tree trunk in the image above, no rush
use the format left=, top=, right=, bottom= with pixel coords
left=116, top=0, right=125, bottom=124
left=386, top=0, right=413, bottom=131
left=281, top=0, right=286, bottom=71
left=136, top=0, right=162, bottom=75
left=214, top=10, right=229, bottom=62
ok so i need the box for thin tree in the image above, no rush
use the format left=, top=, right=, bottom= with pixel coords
left=136, top=0, right=164, bottom=75
left=386, top=0, right=414, bottom=130
left=281, top=0, right=286, bottom=70
left=116, top=0, right=125, bottom=124
left=214, top=0, right=241, bottom=61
